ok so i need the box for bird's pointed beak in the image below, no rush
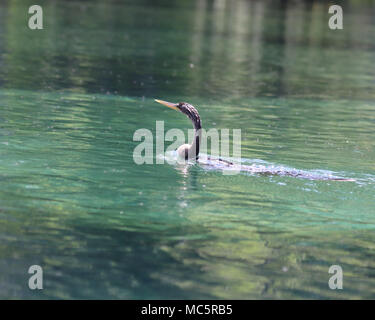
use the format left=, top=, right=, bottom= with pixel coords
left=154, top=99, right=179, bottom=111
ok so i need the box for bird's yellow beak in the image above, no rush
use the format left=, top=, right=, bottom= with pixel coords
left=154, top=99, right=179, bottom=111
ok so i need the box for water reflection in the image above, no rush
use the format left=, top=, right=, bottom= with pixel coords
left=1, top=0, right=375, bottom=99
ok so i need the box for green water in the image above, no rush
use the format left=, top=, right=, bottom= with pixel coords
left=1, top=0, right=375, bottom=299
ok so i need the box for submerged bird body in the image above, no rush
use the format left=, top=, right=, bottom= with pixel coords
left=154, top=99, right=354, bottom=181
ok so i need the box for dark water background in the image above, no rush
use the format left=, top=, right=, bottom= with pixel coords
left=0, top=0, right=374, bottom=299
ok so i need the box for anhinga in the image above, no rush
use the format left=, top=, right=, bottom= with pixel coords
left=154, top=99, right=354, bottom=181
left=155, top=99, right=202, bottom=160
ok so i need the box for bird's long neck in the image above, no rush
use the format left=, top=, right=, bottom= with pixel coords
left=190, top=120, right=201, bottom=160
left=180, top=103, right=202, bottom=160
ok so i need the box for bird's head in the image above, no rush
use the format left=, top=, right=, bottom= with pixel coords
left=155, top=99, right=201, bottom=130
